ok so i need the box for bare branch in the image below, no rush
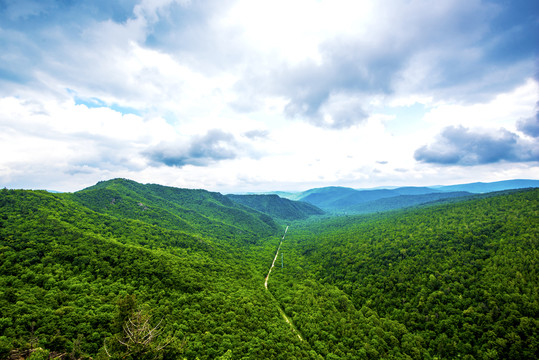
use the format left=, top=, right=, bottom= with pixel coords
left=105, top=306, right=175, bottom=358
left=104, top=340, right=112, bottom=358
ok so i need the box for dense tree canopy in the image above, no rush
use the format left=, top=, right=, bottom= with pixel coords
left=270, top=189, right=538, bottom=359
left=0, top=181, right=537, bottom=359
left=0, top=185, right=309, bottom=359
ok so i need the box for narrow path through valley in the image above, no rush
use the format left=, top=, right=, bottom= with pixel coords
left=264, top=225, right=287, bottom=290
left=264, top=226, right=304, bottom=341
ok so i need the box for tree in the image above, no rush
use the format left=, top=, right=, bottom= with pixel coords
left=102, top=306, right=182, bottom=360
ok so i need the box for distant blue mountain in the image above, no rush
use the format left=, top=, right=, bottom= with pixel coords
left=288, top=179, right=538, bottom=213
left=433, top=179, right=539, bottom=193
left=346, top=191, right=473, bottom=214
left=300, top=187, right=397, bottom=210
left=392, top=187, right=439, bottom=195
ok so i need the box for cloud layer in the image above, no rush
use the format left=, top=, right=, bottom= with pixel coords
left=0, top=0, right=538, bottom=191
left=517, top=110, right=539, bottom=138
left=145, top=129, right=240, bottom=167
left=415, top=126, right=539, bottom=165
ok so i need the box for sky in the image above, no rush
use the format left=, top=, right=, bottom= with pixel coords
left=0, top=0, right=538, bottom=193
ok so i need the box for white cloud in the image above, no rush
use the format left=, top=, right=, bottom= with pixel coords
left=422, top=78, right=538, bottom=132
left=0, top=0, right=537, bottom=192
left=220, top=0, right=375, bottom=64
left=0, top=96, right=178, bottom=189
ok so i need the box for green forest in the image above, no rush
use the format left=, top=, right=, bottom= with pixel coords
left=0, top=179, right=537, bottom=359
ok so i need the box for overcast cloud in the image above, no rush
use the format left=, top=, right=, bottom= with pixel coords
left=517, top=110, right=539, bottom=138
left=145, top=129, right=241, bottom=167
left=415, top=126, right=539, bottom=165
left=0, top=0, right=538, bottom=192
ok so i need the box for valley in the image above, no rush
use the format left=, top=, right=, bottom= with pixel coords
left=0, top=179, right=537, bottom=359
left=263, top=226, right=304, bottom=342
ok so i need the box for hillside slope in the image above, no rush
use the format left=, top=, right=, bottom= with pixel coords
left=0, top=188, right=312, bottom=359
left=346, top=191, right=472, bottom=214
left=227, top=194, right=324, bottom=221
left=299, top=187, right=396, bottom=211
left=2, top=180, right=537, bottom=359
left=270, top=188, right=539, bottom=359
left=69, top=178, right=279, bottom=244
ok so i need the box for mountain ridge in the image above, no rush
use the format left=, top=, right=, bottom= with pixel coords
left=1, top=180, right=537, bottom=358
left=69, top=178, right=280, bottom=244
left=266, top=179, right=539, bottom=213
left=226, top=194, right=325, bottom=221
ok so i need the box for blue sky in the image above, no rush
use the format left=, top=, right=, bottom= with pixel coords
left=0, top=0, right=538, bottom=192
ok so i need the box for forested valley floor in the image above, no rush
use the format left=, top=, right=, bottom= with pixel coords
left=0, top=179, right=537, bottom=359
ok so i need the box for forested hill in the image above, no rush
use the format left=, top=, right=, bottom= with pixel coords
left=1, top=181, right=537, bottom=359
left=270, top=188, right=539, bottom=359
left=69, top=178, right=279, bottom=243
left=346, top=191, right=472, bottom=214
left=226, top=194, right=324, bottom=221
left=0, top=185, right=312, bottom=359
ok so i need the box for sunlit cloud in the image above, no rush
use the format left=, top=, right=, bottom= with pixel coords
left=0, top=0, right=537, bottom=191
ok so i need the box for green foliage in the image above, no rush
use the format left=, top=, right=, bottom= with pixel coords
left=27, top=348, right=49, bottom=360
left=70, top=178, right=279, bottom=243
left=227, top=194, right=324, bottom=220
left=270, top=188, right=539, bottom=359
left=0, top=336, right=12, bottom=358
left=1, top=181, right=537, bottom=359
left=0, top=187, right=312, bottom=359
left=101, top=297, right=182, bottom=360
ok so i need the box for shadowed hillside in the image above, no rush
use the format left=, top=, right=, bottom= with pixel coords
left=227, top=194, right=324, bottom=221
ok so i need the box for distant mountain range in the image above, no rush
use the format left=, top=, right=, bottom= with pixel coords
left=71, top=179, right=539, bottom=219
left=255, top=179, right=539, bottom=214
left=429, top=179, right=539, bottom=193
left=41, top=178, right=539, bottom=218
